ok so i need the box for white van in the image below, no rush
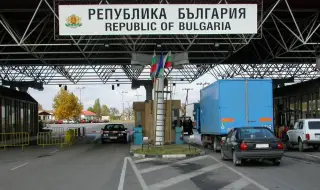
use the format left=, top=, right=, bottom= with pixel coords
left=286, top=119, right=320, bottom=152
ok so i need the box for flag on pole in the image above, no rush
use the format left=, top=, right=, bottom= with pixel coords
left=150, top=50, right=157, bottom=78
left=164, top=51, right=172, bottom=68
left=156, top=54, right=165, bottom=79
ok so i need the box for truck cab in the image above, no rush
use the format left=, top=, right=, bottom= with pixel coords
left=286, top=119, right=320, bottom=151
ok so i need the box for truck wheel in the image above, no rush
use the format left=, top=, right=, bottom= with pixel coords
left=213, top=138, right=220, bottom=152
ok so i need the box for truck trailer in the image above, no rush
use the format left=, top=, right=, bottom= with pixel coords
left=200, top=79, right=274, bottom=152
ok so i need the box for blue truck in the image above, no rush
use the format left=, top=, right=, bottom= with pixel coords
left=199, top=79, right=274, bottom=152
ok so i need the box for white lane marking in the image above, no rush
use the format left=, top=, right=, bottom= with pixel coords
left=148, top=163, right=223, bottom=190
left=117, top=157, right=128, bottom=190
left=305, top=154, right=320, bottom=159
left=209, top=156, right=269, bottom=190
left=50, top=149, right=59, bottom=154
left=134, top=158, right=157, bottom=164
left=140, top=155, right=209, bottom=174
left=127, top=157, right=148, bottom=190
left=10, top=163, right=28, bottom=171
left=218, top=177, right=250, bottom=190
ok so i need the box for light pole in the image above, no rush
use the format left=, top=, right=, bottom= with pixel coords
left=182, top=88, right=193, bottom=118
left=121, top=91, right=128, bottom=118
left=126, top=101, right=131, bottom=120
left=76, top=87, right=85, bottom=104
left=196, top=82, right=210, bottom=89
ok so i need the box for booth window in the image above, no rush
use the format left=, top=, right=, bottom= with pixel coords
left=136, top=111, right=142, bottom=125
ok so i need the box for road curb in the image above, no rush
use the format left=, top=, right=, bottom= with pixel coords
left=129, top=150, right=206, bottom=158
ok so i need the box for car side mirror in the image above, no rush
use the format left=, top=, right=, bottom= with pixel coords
left=101, top=128, right=104, bottom=130
left=124, top=128, right=127, bottom=130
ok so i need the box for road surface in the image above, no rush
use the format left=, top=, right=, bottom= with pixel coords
left=1, top=124, right=320, bottom=190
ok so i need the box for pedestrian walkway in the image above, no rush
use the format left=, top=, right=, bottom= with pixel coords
left=118, top=155, right=266, bottom=190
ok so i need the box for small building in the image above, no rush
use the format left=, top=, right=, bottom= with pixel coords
left=38, top=111, right=52, bottom=121
left=80, top=110, right=96, bottom=120
left=0, top=86, right=38, bottom=135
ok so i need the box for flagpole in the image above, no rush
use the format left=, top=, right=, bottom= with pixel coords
left=155, top=51, right=168, bottom=146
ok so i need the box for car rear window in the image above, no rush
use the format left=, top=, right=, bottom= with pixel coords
left=239, top=128, right=275, bottom=139
left=104, top=124, right=124, bottom=130
left=308, top=121, right=320, bottom=130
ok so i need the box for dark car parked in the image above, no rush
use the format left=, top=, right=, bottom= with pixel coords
left=101, top=124, right=128, bottom=144
left=220, top=127, right=284, bottom=166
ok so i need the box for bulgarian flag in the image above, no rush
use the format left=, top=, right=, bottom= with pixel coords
left=164, top=51, right=172, bottom=68
left=150, top=50, right=157, bottom=78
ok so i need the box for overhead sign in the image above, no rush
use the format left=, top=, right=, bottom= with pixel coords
left=58, top=4, right=257, bottom=36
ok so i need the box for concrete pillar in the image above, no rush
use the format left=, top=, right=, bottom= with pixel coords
left=144, top=84, right=153, bottom=101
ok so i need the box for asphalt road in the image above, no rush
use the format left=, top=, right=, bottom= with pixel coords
left=1, top=124, right=320, bottom=190
left=0, top=143, right=131, bottom=190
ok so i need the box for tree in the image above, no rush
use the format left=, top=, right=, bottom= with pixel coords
left=101, top=104, right=110, bottom=116
left=52, top=88, right=83, bottom=120
left=123, top=107, right=134, bottom=120
left=87, top=107, right=94, bottom=112
left=93, top=98, right=101, bottom=118
left=109, top=107, right=120, bottom=120
left=38, top=104, right=43, bottom=111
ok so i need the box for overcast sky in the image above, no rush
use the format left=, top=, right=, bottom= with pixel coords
left=28, top=73, right=216, bottom=111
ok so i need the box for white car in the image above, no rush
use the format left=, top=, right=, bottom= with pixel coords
left=286, top=119, right=320, bottom=152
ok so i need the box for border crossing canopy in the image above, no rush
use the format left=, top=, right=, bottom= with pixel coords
left=59, top=4, right=258, bottom=35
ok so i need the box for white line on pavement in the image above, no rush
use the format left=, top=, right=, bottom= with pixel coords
left=140, top=155, right=209, bottom=174
left=10, top=163, right=28, bottom=171
left=305, top=154, right=320, bottom=159
left=148, top=163, right=223, bottom=190
left=117, top=157, right=128, bottom=190
left=209, top=156, right=269, bottom=190
left=134, top=158, right=157, bottom=164
left=127, top=157, right=148, bottom=190
left=218, top=177, right=250, bottom=190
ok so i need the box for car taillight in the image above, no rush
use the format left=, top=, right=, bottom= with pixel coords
left=277, top=142, right=284, bottom=149
left=240, top=142, right=248, bottom=151
left=306, top=134, right=310, bottom=140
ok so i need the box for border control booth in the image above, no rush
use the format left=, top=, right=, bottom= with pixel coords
left=273, top=78, right=320, bottom=127
left=0, top=86, right=38, bottom=136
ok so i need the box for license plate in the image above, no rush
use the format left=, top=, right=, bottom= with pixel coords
left=256, top=144, right=269, bottom=148
left=110, top=137, right=117, bottom=139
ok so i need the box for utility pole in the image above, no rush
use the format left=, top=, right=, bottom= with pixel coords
left=121, top=91, right=128, bottom=119
left=76, top=87, right=85, bottom=104
left=182, top=88, right=193, bottom=118
left=135, top=94, right=142, bottom=101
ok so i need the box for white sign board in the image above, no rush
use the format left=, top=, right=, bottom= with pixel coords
left=59, top=4, right=257, bottom=36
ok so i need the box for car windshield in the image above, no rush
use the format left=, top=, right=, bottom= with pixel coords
left=104, top=124, right=125, bottom=130
left=239, top=128, right=275, bottom=139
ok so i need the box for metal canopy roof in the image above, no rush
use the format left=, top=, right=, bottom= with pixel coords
left=0, top=0, right=319, bottom=85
